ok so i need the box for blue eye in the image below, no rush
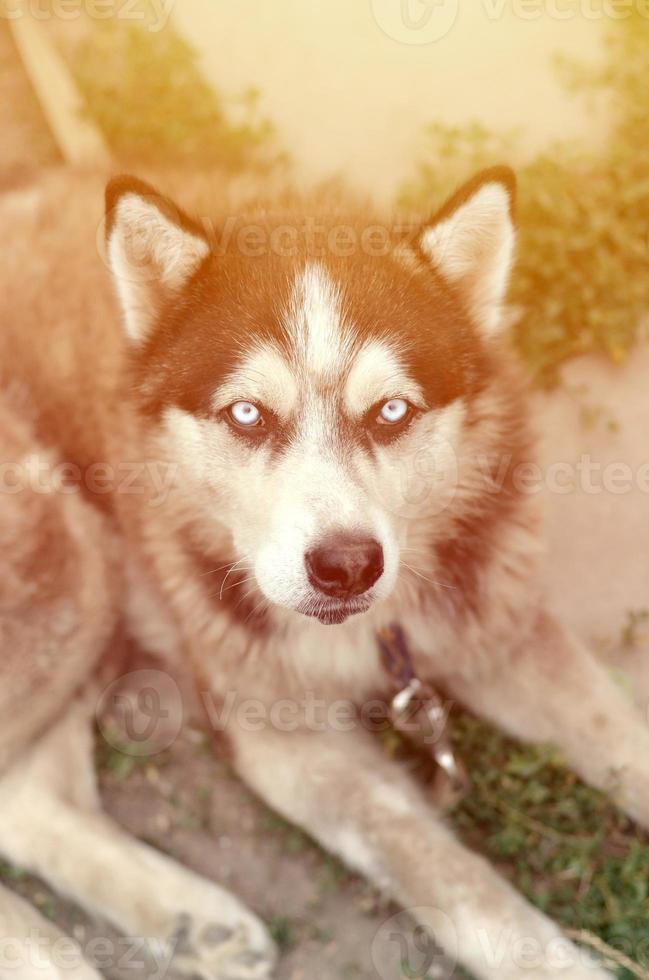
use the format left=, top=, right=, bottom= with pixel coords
left=229, top=401, right=263, bottom=427
left=378, top=399, right=409, bottom=425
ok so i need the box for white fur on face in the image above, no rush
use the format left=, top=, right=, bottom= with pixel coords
left=283, top=263, right=355, bottom=380
left=211, top=343, right=298, bottom=420
left=159, top=261, right=467, bottom=623
left=163, top=398, right=401, bottom=619
left=251, top=441, right=401, bottom=614
left=344, top=339, right=424, bottom=418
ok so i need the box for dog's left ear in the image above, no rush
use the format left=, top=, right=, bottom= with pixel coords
left=418, top=166, right=516, bottom=337
left=105, top=176, right=210, bottom=342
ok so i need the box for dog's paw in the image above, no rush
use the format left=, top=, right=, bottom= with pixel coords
left=164, top=912, right=275, bottom=980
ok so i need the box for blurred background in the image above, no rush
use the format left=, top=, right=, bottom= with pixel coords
left=3, top=0, right=648, bottom=381
left=1, top=3, right=649, bottom=978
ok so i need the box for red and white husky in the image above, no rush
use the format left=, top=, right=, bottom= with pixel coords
left=0, top=166, right=645, bottom=979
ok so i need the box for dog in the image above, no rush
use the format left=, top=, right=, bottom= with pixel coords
left=1, top=163, right=647, bottom=980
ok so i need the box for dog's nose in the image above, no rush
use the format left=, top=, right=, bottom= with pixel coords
left=305, top=534, right=384, bottom=599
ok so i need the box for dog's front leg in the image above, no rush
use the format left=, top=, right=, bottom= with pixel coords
left=0, top=698, right=275, bottom=980
left=0, top=882, right=103, bottom=979
left=450, top=609, right=649, bottom=827
left=230, top=722, right=611, bottom=979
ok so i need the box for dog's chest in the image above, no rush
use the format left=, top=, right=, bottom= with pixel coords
left=272, top=606, right=457, bottom=704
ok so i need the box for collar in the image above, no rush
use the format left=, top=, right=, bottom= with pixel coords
left=376, top=622, right=470, bottom=808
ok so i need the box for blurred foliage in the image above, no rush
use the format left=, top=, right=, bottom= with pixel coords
left=71, top=19, right=282, bottom=171
left=399, top=15, right=649, bottom=384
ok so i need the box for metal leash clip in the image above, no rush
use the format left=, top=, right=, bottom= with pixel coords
left=378, top=623, right=470, bottom=809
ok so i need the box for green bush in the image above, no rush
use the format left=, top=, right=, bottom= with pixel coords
left=71, top=20, right=281, bottom=172
left=399, top=16, right=649, bottom=383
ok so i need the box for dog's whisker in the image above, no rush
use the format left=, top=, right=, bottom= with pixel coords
left=223, top=575, right=256, bottom=594
left=400, top=560, right=456, bottom=591
left=243, top=596, right=269, bottom=625
left=219, top=558, right=249, bottom=600
left=199, top=557, right=253, bottom=577
left=205, top=573, right=257, bottom=603
left=233, top=584, right=262, bottom=612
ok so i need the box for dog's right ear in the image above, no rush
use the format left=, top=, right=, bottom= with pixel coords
left=105, top=176, right=210, bottom=343
left=418, top=166, right=516, bottom=338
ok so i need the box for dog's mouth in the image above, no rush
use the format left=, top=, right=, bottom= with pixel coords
left=297, top=597, right=372, bottom=625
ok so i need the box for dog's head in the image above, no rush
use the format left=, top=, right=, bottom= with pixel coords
left=105, top=169, right=517, bottom=626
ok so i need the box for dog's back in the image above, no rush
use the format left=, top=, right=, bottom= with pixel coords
left=0, top=171, right=122, bottom=768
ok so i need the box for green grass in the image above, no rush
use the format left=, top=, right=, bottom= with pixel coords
left=268, top=914, right=298, bottom=951
left=0, top=859, right=27, bottom=883
left=93, top=725, right=176, bottom=784
left=444, top=712, right=649, bottom=979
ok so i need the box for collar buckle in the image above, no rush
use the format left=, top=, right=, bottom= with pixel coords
left=379, top=623, right=470, bottom=809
